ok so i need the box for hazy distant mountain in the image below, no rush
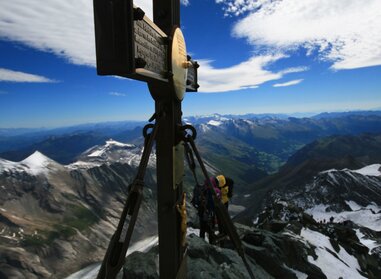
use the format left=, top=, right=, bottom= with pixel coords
left=2, top=111, right=381, bottom=190
left=2, top=110, right=381, bottom=169
left=193, top=113, right=381, bottom=176
left=0, top=132, right=108, bottom=164
left=0, top=120, right=145, bottom=153
left=312, top=110, right=381, bottom=119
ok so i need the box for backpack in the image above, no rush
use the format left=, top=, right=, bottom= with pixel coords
left=191, top=180, right=218, bottom=211
left=225, top=177, right=234, bottom=198
left=191, top=184, right=204, bottom=209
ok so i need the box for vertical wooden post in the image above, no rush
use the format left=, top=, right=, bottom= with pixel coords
left=150, top=1, right=185, bottom=278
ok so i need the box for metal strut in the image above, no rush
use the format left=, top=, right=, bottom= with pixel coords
left=182, top=125, right=256, bottom=279
left=97, top=114, right=160, bottom=279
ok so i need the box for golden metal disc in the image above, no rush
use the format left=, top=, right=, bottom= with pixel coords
left=171, top=28, right=187, bottom=101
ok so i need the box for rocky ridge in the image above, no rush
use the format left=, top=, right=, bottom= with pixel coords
left=0, top=140, right=158, bottom=278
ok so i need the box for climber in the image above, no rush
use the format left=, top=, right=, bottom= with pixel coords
left=216, top=175, right=234, bottom=210
left=215, top=175, right=234, bottom=246
left=192, top=176, right=221, bottom=244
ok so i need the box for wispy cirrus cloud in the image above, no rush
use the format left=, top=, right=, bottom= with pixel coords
left=273, top=79, right=303, bottom=87
left=109, top=92, right=126, bottom=97
left=0, top=0, right=153, bottom=67
left=0, top=68, right=56, bottom=83
left=224, top=0, right=381, bottom=70
left=198, top=54, right=307, bottom=92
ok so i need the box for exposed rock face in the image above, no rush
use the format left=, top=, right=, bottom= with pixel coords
left=237, top=161, right=381, bottom=231
left=122, top=201, right=381, bottom=279
left=0, top=147, right=157, bottom=278
left=123, top=234, right=271, bottom=279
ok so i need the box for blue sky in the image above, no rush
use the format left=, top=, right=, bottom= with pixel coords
left=0, top=0, right=380, bottom=128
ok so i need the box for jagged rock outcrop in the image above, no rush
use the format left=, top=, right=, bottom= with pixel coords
left=122, top=201, right=381, bottom=279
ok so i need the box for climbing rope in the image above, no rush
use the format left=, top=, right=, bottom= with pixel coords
left=182, top=124, right=256, bottom=279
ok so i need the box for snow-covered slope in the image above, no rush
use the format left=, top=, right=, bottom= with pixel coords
left=0, top=151, right=63, bottom=175
left=71, top=139, right=155, bottom=169
left=353, top=164, right=381, bottom=176
left=306, top=202, right=381, bottom=231
left=300, top=228, right=366, bottom=279
left=266, top=164, right=381, bottom=233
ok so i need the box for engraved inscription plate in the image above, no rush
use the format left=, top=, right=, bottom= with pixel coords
left=186, top=58, right=199, bottom=92
left=93, top=0, right=169, bottom=83
left=171, top=28, right=188, bottom=101
left=134, top=17, right=167, bottom=79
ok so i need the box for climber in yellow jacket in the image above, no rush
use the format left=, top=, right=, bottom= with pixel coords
left=215, top=174, right=235, bottom=246
left=216, top=174, right=232, bottom=208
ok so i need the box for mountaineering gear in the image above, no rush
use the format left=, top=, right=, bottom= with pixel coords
left=216, top=174, right=231, bottom=205
left=97, top=114, right=160, bottom=279
left=182, top=125, right=255, bottom=279
left=176, top=192, right=187, bottom=247
left=220, top=185, right=229, bottom=205
left=191, top=179, right=218, bottom=242
left=210, top=177, right=221, bottom=198
left=226, top=177, right=234, bottom=199
left=190, top=184, right=204, bottom=210
left=216, top=175, right=226, bottom=187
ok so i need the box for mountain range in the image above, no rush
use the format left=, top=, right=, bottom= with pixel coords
left=0, top=110, right=381, bottom=278
left=0, top=141, right=157, bottom=278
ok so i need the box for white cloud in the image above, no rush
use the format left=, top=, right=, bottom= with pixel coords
left=0, top=0, right=309, bottom=93
left=216, top=0, right=270, bottom=17
left=273, top=79, right=303, bottom=87
left=181, top=0, right=190, bottom=6
left=0, top=0, right=152, bottom=67
left=198, top=54, right=307, bottom=92
left=231, top=0, right=381, bottom=70
left=109, top=92, right=126, bottom=97
left=0, top=68, right=56, bottom=83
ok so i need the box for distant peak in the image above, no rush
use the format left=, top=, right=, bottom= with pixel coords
left=22, top=150, right=50, bottom=162
left=0, top=151, right=59, bottom=176
left=207, top=120, right=223, bottom=126
left=20, top=151, right=59, bottom=175
left=353, top=164, right=381, bottom=177
left=105, top=139, right=135, bottom=148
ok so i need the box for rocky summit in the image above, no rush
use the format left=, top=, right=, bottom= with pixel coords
left=122, top=201, right=381, bottom=279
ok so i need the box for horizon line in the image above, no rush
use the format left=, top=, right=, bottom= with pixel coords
left=1, top=108, right=381, bottom=130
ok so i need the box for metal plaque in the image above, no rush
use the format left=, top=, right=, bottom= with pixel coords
left=186, top=57, right=199, bottom=92
left=134, top=16, right=168, bottom=81
left=93, top=0, right=168, bottom=83
left=171, top=28, right=188, bottom=101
